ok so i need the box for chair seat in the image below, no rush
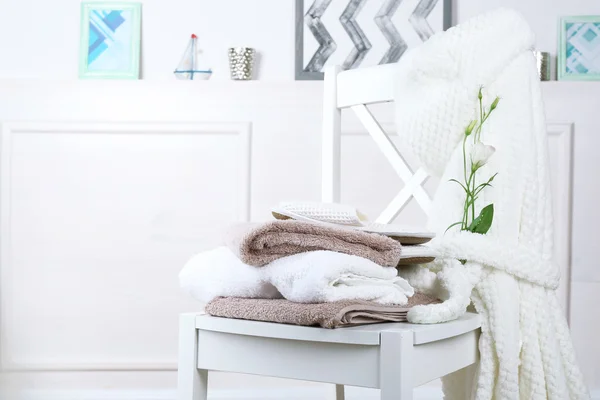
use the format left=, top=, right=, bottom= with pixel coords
left=195, top=312, right=481, bottom=346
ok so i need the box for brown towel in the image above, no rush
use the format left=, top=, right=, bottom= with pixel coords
left=226, top=220, right=402, bottom=267
left=205, top=293, right=440, bottom=329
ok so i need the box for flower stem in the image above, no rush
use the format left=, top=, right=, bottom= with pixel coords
left=462, top=193, right=469, bottom=230
left=465, top=168, right=476, bottom=226
left=461, top=134, right=469, bottom=229
left=471, top=169, right=476, bottom=222
left=478, top=92, right=484, bottom=141
left=462, top=134, right=468, bottom=187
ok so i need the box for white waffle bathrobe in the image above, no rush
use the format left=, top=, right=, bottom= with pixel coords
left=394, top=9, right=590, bottom=400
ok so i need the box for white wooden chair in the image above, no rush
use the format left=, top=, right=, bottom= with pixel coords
left=177, top=64, right=481, bottom=400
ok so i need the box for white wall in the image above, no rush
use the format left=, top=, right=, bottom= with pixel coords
left=1, top=0, right=599, bottom=80
left=455, top=0, right=600, bottom=54
left=0, top=0, right=599, bottom=399
left=0, top=0, right=296, bottom=80
left=0, top=81, right=597, bottom=400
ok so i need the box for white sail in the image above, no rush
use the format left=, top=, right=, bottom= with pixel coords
left=174, top=34, right=212, bottom=80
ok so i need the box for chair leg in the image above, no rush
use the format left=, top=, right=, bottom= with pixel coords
left=335, top=384, right=345, bottom=400
left=177, top=313, right=208, bottom=400
left=379, top=331, right=413, bottom=400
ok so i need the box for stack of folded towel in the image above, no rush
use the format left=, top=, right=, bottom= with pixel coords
left=180, top=203, right=438, bottom=329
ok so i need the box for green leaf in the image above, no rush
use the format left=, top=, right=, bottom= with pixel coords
left=475, top=182, right=493, bottom=191
left=445, top=221, right=463, bottom=234
left=448, top=179, right=468, bottom=192
left=467, top=204, right=494, bottom=234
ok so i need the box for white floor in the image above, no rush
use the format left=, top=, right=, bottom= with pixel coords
left=6, top=387, right=444, bottom=400
left=10, top=386, right=600, bottom=400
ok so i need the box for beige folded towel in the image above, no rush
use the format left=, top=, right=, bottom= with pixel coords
left=205, top=292, right=440, bottom=329
left=226, top=220, right=402, bottom=267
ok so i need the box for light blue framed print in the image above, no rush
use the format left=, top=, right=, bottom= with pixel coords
left=79, top=2, right=142, bottom=79
left=558, top=15, right=600, bottom=81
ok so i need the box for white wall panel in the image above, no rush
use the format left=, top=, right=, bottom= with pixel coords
left=570, top=281, right=600, bottom=396
left=546, top=123, right=574, bottom=319
left=0, top=122, right=250, bottom=371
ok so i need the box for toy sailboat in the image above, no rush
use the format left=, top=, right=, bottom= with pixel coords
left=173, top=34, right=212, bottom=80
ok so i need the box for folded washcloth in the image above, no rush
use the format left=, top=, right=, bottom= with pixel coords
left=205, top=292, right=440, bottom=329
left=179, top=247, right=414, bottom=305
left=225, top=220, right=403, bottom=267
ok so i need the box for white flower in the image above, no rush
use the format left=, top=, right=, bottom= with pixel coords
left=471, top=142, right=495, bottom=169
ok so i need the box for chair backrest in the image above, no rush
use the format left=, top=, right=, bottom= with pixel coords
left=321, top=64, right=432, bottom=224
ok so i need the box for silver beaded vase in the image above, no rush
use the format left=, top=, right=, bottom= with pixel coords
left=228, top=47, right=255, bottom=80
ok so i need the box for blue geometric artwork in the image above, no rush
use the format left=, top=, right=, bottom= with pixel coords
left=88, top=10, right=130, bottom=69
left=565, top=22, right=600, bottom=75
left=79, top=2, right=141, bottom=79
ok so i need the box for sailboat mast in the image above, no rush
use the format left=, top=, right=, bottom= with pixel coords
left=191, top=34, right=197, bottom=80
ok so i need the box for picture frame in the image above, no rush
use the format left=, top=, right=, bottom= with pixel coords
left=295, top=0, right=453, bottom=80
left=79, top=2, right=142, bottom=79
left=557, top=15, right=600, bottom=81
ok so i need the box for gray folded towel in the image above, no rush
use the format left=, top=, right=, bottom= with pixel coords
left=225, top=220, right=402, bottom=267
left=205, top=292, right=440, bottom=329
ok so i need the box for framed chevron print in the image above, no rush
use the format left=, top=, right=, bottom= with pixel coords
left=558, top=16, right=600, bottom=81
left=295, top=0, right=452, bottom=80
left=79, top=2, right=142, bottom=79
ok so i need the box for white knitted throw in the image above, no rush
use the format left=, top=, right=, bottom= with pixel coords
left=394, top=9, right=590, bottom=400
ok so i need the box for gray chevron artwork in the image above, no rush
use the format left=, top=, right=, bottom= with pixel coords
left=295, top=0, right=452, bottom=80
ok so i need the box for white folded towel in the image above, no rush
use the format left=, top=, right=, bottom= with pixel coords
left=179, top=247, right=414, bottom=305
left=179, top=247, right=282, bottom=303
left=262, top=250, right=414, bottom=305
